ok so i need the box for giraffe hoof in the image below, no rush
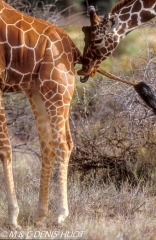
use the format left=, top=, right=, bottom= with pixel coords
left=34, top=210, right=47, bottom=223
left=57, top=215, right=67, bottom=224
left=57, top=210, right=69, bottom=224
left=34, top=214, right=46, bottom=223
left=34, top=216, right=45, bottom=223
left=9, top=223, right=21, bottom=230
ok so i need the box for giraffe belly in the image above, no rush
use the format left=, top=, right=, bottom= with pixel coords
left=2, top=69, right=37, bottom=92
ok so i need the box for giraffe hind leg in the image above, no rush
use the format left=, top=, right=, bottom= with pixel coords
left=3, top=158, right=20, bottom=229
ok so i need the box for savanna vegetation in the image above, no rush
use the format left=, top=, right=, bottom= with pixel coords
left=0, top=0, right=156, bottom=239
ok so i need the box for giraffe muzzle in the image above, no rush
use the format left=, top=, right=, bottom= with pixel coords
left=77, top=65, right=97, bottom=83
left=77, top=67, right=91, bottom=83
left=80, top=75, right=90, bottom=83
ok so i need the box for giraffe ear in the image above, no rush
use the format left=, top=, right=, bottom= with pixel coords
left=109, top=15, right=118, bottom=29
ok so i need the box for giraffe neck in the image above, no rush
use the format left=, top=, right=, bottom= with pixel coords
left=77, top=1, right=156, bottom=78
left=114, top=0, right=156, bottom=39
left=99, top=0, right=156, bottom=63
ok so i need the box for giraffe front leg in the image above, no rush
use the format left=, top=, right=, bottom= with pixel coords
left=27, top=87, right=72, bottom=224
left=57, top=120, right=73, bottom=224
left=35, top=117, right=73, bottom=224
left=35, top=100, right=73, bottom=224
left=0, top=92, right=20, bottom=229
left=26, top=88, right=55, bottom=223
left=36, top=63, right=75, bottom=224
left=34, top=121, right=72, bottom=224
left=57, top=162, right=69, bottom=224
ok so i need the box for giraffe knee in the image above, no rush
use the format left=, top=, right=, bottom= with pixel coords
left=57, top=131, right=73, bottom=154
left=67, top=138, right=73, bottom=152
left=0, top=147, right=12, bottom=163
left=66, top=131, right=73, bottom=152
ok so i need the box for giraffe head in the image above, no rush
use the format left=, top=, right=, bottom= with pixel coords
left=78, top=6, right=119, bottom=82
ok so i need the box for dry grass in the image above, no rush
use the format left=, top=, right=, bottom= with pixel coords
left=0, top=162, right=156, bottom=239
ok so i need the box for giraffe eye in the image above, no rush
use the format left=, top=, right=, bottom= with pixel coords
left=93, top=38, right=103, bottom=45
